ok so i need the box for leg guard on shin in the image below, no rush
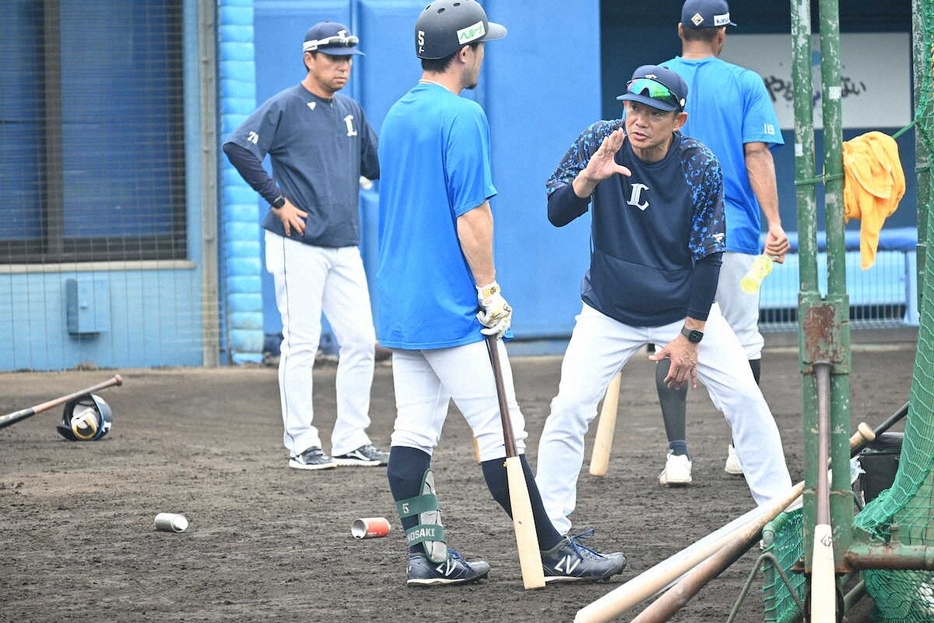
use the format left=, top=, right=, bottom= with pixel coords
left=396, top=469, right=447, bottom=563
left=655, top=358, right=688, bottom=445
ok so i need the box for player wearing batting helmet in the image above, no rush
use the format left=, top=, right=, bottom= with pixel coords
left=535, top=64, right=792, bottom=538
left=653, top=0, right=791, bottom=485
left=223, top=22, right=388, bottom=471
left=376, top=0, right=625, bottom=586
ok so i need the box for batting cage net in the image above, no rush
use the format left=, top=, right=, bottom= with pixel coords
left=762, top=1, right=934, bottom=620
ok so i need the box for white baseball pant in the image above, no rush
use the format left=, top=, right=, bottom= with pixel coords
left=389, top=339, right=526, bottom=461
left=716, top=252, right=765, bottom=360
left=536, top=302, right=791, bottom=536
left=265, top=232, right=376, bottom=457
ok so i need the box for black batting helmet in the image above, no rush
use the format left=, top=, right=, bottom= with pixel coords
left=415, top=0, right=507, bottom=60
left=57, top=394, right=113, bottom=441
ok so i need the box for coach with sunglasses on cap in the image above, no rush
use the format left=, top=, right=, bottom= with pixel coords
left=223, top=22, right=388, bottom=471
left=534, top=65, right=792, bottom=538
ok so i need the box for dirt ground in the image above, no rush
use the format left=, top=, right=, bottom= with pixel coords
left=0, top=331, right=917, bottom=623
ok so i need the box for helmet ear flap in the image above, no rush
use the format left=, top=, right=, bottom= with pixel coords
left=57, top=394, right=113, bottom=441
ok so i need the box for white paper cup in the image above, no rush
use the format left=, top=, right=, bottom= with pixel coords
left=154, top=513, right=189, bottom=533
left=351, top=517, right=391, bottom=539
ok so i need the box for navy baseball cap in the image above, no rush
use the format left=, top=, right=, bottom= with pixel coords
left=303, top=22, right=364, bottom=56
left=616, top=65, right=688, bottom=112
left=681, top=0, right=737, bottom=29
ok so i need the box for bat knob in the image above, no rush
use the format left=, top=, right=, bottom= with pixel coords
left=857, top=422, right=875, bottom=444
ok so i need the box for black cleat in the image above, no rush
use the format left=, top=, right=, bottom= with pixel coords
left=288, top=446, right=336, bottom=471
left=406, top=550, right=491, bottom=587
left=333, top=443, right=389, bottom=467
left=541, top=530, right=626, bottom=583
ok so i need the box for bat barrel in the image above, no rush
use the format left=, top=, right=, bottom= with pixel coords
left=814, top=362, right=832, bottom=526
left=484, top=334, right=546, bottom=590
left=589, top=372, right=621, bottom=477
left=811, top=362, right=837, bottom=622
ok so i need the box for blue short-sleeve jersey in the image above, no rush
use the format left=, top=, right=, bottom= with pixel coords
left=663, top=56, right=783, bottom=254
left=226, top=84, right=379, bottom=247
left=546, top=120, right=725, bottom=327
left=376, top=83, right=497, bottom=349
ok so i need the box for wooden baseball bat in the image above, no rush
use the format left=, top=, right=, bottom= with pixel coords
left=574, top=479, right=805, bottom=623
left=0, top=375, right=123, bottom=430
left=485, top=335, right=546, bottom=590
left=587, top=423, right=877, bottom=623
left=589, top=372, right=621, bottom=477
left=811, top=362, right=836, bottom=622
left=629, top=513, right=768, bottom=623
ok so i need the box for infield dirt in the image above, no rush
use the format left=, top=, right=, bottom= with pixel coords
left=0, top=332, right=916, bottom=622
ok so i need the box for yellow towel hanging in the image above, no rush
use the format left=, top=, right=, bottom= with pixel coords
left=842, top=131, right=906, bottom=270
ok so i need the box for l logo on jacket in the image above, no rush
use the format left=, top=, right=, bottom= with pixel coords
left=627, top=183, right=650, bottom=211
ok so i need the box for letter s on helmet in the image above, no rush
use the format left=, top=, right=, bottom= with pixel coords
left=414, top=0, right=507, bottom=60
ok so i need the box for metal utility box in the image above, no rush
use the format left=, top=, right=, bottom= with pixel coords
left=65, top=278, right=111, bottom=335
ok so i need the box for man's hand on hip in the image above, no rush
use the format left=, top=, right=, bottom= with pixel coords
left=274, top=199, right=308, bottom=237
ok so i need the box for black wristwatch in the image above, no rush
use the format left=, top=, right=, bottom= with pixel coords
left=270, top=195, right=286, bottom=210
left=681, top=326, right=704, bottom=344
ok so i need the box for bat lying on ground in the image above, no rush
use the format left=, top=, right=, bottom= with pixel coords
left=0, top=375, right=123, bottom=430
left=624, top=422, right=875, bottom=623
left=575, top=419, right=879, bottom=623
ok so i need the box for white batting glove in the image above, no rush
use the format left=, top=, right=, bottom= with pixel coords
left=476, top=282, right=512, bottom=339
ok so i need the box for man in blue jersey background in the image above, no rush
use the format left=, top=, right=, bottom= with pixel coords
left=223, top=22, right=388, bottom=472
left=535, top=64, right=791, bottom=538
left=654, top=0, right=792, bottom=486
left=376, top=0, right=625, bottom=586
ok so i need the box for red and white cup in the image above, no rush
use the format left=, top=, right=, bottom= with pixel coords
left=351, top=517, right=391, bottom=539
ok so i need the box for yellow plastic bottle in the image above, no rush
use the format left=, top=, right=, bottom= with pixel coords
left=740, top=254, right=774, bottom=294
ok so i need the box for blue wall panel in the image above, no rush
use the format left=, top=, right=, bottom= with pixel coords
left=219, top=0, right=265, bottom=364
left=356, top=0, right=430, bottom=324
left=0, top=270, right=203, bottom=371
left=355, top=1, right=424, bottom=127
left=482, top=0, right=601, bottom=338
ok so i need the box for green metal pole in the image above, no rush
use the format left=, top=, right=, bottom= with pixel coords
left=913, top=0, right=934, bottom=546
left=792, top=3, right=819, bottom=293
left=791, top=0, right=821, bottom=572
left=913, top=0, right=932, bottom=286
left=817, top=0, right=855, bottom=568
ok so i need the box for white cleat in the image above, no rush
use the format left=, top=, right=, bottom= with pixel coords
left=659, top=452, right=693, bottom=486
left=725, top=444, right=744, bottom=475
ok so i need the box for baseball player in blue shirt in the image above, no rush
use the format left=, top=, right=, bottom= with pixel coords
left=223, top=22, right=387, bottom=471
left=655, top=0, right=791, bottom=485
left=377, top=0, right=625, bottom=586
left=535, top=65, right=792, bottom=538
